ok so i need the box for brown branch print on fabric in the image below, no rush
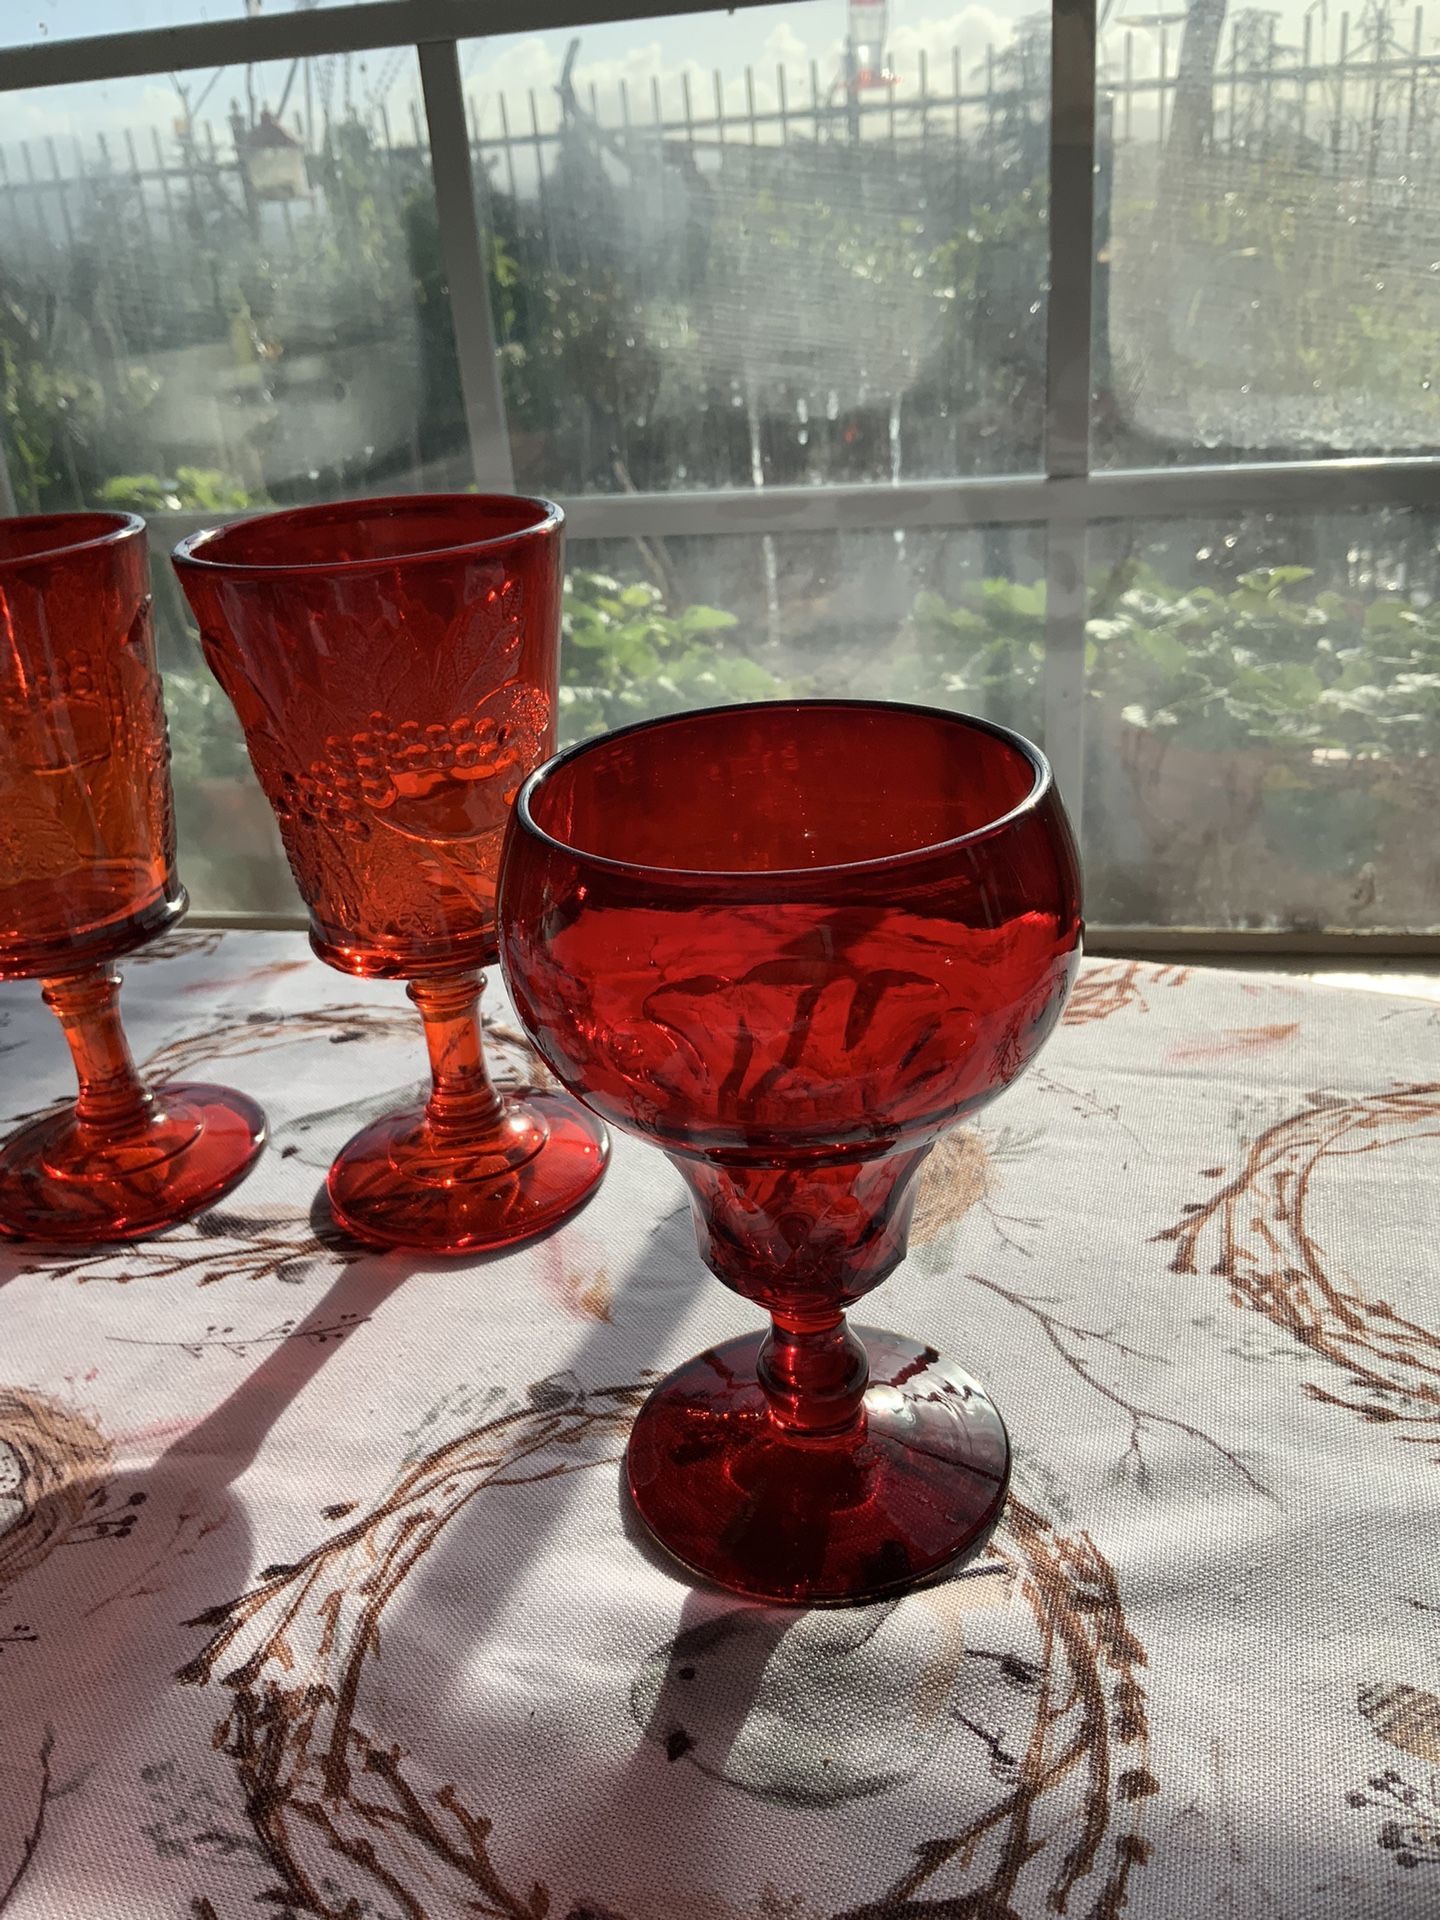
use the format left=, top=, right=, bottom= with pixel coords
left=910, top=1128, right=994, bottom=1249
left=911, top=1128, right=1043, bottom=1257
left=10, top=1207, right=366, bottom=1292
left=1158, top=1084, right=1440, bottom=1449
left=127, top=928, right=229, bottom=965
left=1348, top=1680, right=1440, bottom=1872
left=834, top=1499, right=1156, bottom=1920
left=0, top=1727, right=55, bottom=1916
left=0, top=1391, right=112, bottom=1595
left=1061, top=961, right=1189, bottom=1027
left=180, top=1379, right=647, bottom=1920
left=967, top=1275, right=1272, bottom=1498
left=180, top=1383, right=1155, bottom=1920
left=107, top=1313, right=369, bottom=1360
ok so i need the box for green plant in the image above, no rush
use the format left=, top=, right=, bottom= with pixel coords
left=907, top=564, right=1440, bottom=760
left=1088, top=564, right=1440, bottom=757
left=907, top=579, right=1047, bottom=734
left=161, top=668, right=254, bottom=787
left=560, top=569, right=787, bottom=738
left=95, top=468, right=260, bottom=514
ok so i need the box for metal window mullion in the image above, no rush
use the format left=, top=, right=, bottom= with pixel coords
left=418, top=37, right=514, bottom=494
left=1042, top=0, right=1098, bottom=833
left=554, top=457, right=1440, bottom=541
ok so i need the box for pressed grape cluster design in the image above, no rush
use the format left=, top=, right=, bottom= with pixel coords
left=274, top=687, right=549, bottom=846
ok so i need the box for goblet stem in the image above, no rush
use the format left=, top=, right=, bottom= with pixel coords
left=323, top=971, right=605, bottom=1253
left=42, top=965, right=155, bottom=1139
left=407, top=971, right=511, bottom=1148
left=757, top=1312, right=870, bottom=1435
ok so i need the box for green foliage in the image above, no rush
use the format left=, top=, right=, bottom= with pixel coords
left=161, top=667, right=254, bottom=787
left=96, top=468, right=260, bottom=514
left=0, top=276, right=154, bottom=511
left=908, top=564, right=1440, bottom=758
left=560, top=569, right=788, bottom=738
left=1177, top=161, right=1440, bottom=425
left=907, top=580, right=1047, bottom=733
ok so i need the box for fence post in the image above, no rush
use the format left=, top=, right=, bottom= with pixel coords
left=530, top=86, right=557, bottom=272
left=1334, top=13, right=1350, bottom=172
left=1123, top=30, right=1133, bottom=142
left=20, top=140, right=46, bottom=253
left=44, top=135, right=74, bottom=248
left=1409, top=6, right=1423, bottom=158
left=1230, top=22, right=1240, bottom=148
left=1263, top=15, right=1276, bottom=152
left=150, top=124, right=178, bottom=249
left=1299, top=14, right=1312, bottom=145
left=416, top=37, right=514, bottom=494
left=1368, top=3, right=1385, bottom=178
left=918, top=47, right=929, bottom=185
left=497, top=91, right=518, bottom=202
left=620, top=75, right=634, bottom=171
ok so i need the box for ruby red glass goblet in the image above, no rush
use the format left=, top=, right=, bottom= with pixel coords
left=0, top=512, right=266, bottom=1243
left=499, top=699, right=1083, bottom=1605
left=173, top=494, right=608, bottom=1254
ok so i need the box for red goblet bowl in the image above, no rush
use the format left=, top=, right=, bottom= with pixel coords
left=499, top=699, right=1083, bottom=1605
left=173, top=495, right=608, bottom=1253
left=0, top=511, right=265, bottom=1243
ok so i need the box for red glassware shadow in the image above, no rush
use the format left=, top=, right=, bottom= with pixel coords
left=173, top=495, right=608, bottom=1255
left=0, top=512, right=265, bottom=1242
left=500, top=699, right=1083, bottom=1604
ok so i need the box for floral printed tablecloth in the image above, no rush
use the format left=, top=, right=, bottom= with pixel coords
left=1, top=931, right=1438, bottom=1920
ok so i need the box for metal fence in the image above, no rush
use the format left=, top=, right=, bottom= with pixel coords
left=2, top=10, right=1438, bottom=267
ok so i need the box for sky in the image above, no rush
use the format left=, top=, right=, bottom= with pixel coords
left=0, top=0, right=1403, bottom=155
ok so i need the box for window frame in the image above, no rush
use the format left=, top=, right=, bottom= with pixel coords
left=5, top=0, right=1439, bottom=954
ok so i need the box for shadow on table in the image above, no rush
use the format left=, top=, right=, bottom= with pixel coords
left=1, top=1172, right=768, bottom=1913
left=0, top=1210, right=422, bottom=1908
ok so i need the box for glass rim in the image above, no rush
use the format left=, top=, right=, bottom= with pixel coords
left=513, top=697, right=1054, bottom=884
left=0, top=510, right=145, bottom=570
left=170, top=492, right=563, bottom=576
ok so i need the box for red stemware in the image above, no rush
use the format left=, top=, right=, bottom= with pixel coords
left=499, top=699, right=1083, bottom=1604
left=0, top=512, right=266, bottom=1243
left=172, top=494, right=608, bottom=1254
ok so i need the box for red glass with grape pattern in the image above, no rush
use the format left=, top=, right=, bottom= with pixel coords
left=0, top=512, right=265, bottom=1243
left=173, top=495, right=608, bottom=1253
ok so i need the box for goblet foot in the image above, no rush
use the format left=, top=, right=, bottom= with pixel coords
left=0, top=1084, right=267, bottom=1244
left=326, top=1090, right=609, bottom=1255
left=627, top=1326, right=1010, bottom=1606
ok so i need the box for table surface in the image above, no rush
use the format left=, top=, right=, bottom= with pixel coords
left=1, top=932, right=1438, bottom=1920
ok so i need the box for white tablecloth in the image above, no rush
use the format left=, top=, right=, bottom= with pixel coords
left=2, top=932, right=1438, bottom=1919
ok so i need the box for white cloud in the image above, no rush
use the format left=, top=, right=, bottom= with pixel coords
left=6, top=79, right=182, bottom=147
left=762, top=21, right=812, bottom=69
left=888, top=8, right=1014, bottom=80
